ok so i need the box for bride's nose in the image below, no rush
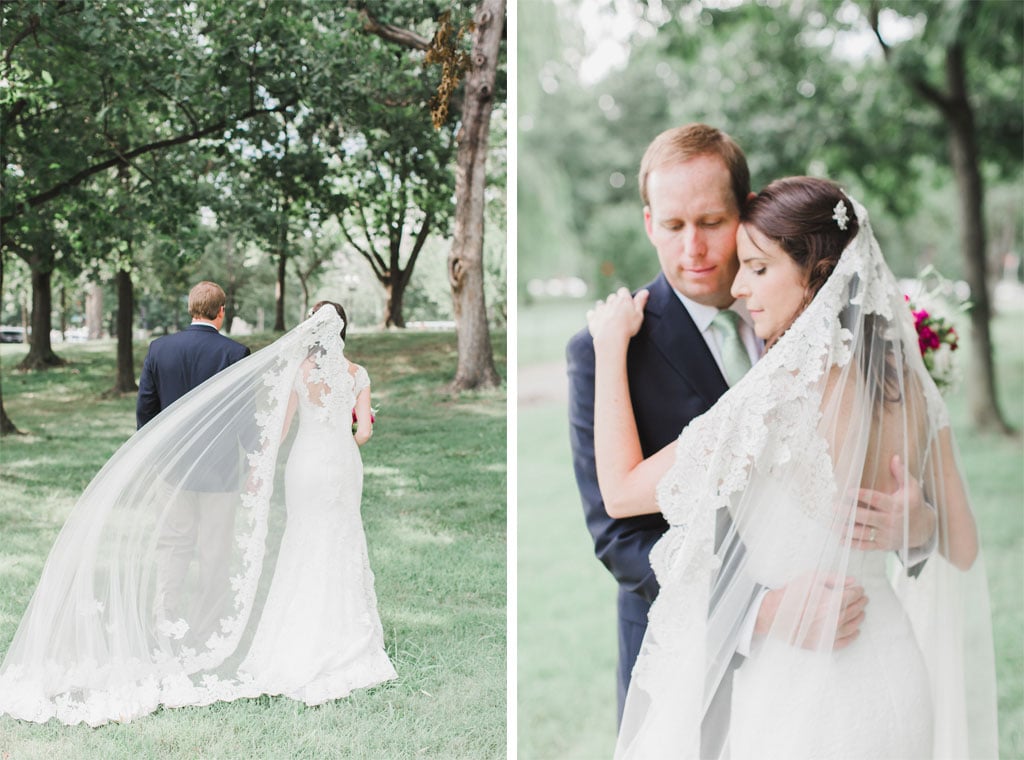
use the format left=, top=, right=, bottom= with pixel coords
left=731, top=270, right=748, bottom=300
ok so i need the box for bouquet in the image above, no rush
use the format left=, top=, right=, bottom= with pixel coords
left=352, top=407, right=377, bottom=434
left=905, top=267, right=969, bottom=392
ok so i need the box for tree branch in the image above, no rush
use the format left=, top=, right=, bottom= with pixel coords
left=400, top=208, right=433, bottom=286
left=868, top=1, right=953, bottom=116
left=357, top=8, right=430, bottom=50
left=867, top=2, right=892, bottom=61
left=1, top=99, right=296, bottom=226
left=3, top=1, right=80, bottom=73
left=357, top=205, right=389, bottom=274
left=144, top=82, right=201, bottom=132
left=104, top=130, right=158, bottom=186
left=339, top=219, right=387, bottom=281
left=391, top=199, right=407, bottom=268
left=2, top=12, right=41, bottom=72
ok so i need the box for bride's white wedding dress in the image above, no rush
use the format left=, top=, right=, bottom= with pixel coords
left=729, top=478, right=932, bottom=759
left=0, top=308, right=396, bottom=726
left=239, top=365, right=396, bottom=703
left=614, top=198, right=997, bottom=759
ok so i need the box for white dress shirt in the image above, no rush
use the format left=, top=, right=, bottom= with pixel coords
left=672, top=289, right=762, bottom=378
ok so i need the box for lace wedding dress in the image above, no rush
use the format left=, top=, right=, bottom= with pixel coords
left=728, top=470, right=932, bottom=758
left=238, top=362, right=396, bottom=703
left=0, top=308, right=395, bottom=726
left=614, top=198, right=997, bottom=759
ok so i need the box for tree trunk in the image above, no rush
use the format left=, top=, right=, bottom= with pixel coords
left=0, top=254, right=22, bottom=435
left=114, top=267, right=138, bottom=393
left=274, top=247, right=287, bottom=332
left=0, top=367, right=20, bottom=436
left=298, top=276, right=310, bottom=319
left=18, top=265, right=64, bottom=370
left=383, top=278, right=407, bottom=328
left=223, top=292, right=237, bottom=335
left=59, top=280, right=67, bottom=340
left=945, top=44, right=1011, bottom=433
left=0, top=401, right=20, bottom=436
left=223, top=234, right=238, bottom=333
left=447, top=0, right=503, bottom=391
left=86, top=282, right=104, bottom=339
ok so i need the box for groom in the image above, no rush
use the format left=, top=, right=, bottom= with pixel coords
left=567, top=124, right=934, bottom=746
left=137, top=280, right=250, bottom=637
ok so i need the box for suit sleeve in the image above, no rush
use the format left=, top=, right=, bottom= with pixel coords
left=567, top=329, right=662, bottom=603
left=136, top=346, right=160, bottom=430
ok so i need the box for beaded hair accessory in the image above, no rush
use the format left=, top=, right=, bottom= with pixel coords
left=832, top=200, right=849, bottom=231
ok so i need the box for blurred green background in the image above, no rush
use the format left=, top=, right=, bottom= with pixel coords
left=517, top=0, right=1022, bottom=297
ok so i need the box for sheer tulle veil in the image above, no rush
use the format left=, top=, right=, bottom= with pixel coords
left=0, top=307, right=363, bottom=726
left=614, top=197, right=998, bottom=758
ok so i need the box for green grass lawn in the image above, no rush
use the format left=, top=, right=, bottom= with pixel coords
left=0, top=329, right=506, bottom=759
left=518, top=301, right=1024, bottom=759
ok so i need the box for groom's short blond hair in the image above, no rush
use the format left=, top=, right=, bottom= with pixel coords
left=639, top=124, right=750, bottom=210
left=188, top=281, right=226, bottom=320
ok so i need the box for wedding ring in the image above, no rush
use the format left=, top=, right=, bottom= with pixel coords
left=869, top=527, right=877, bottom=543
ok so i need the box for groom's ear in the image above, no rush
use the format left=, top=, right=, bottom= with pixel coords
left=643, top=206, right=654, bottom=240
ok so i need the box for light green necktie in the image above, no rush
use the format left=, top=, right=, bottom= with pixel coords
left=712, top=309, right=752, bottom=386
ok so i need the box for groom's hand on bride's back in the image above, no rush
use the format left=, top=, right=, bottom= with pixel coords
left=754, top=573, right=868, bottom=652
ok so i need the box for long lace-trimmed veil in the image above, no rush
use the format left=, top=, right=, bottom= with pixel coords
left=615, top=198, right=998, bottom=758
left=0, top=307, right=359, bottom=726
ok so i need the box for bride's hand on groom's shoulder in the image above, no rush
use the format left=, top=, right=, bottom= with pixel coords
left=587, top=287, right=649, bottom=352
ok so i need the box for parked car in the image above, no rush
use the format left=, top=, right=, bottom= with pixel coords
left=0, top=326, right=26, bottom=343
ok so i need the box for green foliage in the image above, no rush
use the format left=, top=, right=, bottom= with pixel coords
left=2, top=1, right=506, bottom=337
left=0, top=327, right=506, bottom=757
left=517, top=0, right=1023, bottom=293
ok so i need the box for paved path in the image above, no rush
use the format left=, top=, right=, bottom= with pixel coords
left=518, top=361, right=568, bottom=407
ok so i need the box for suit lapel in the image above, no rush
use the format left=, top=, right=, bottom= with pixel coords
left=643, top=274, right=729, bottom=406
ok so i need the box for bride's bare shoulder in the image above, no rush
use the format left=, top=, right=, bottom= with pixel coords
left=347, top=362, right=365, bottom=376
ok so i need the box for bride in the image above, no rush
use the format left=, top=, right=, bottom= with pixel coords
left=0, top=300, right=396, bottom=726
left=588, top=177, right=998, bottom=759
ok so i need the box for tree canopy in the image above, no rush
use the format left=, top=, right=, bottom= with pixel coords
left=518, top=0, right=1021, bottom=429
left=1, top=0, right=507, bottom=432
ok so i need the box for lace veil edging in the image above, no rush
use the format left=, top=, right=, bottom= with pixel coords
left=0, top=307, right=356, bottom=726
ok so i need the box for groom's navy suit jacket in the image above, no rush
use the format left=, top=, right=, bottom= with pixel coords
left=136, top=323, right=251, bottom=492
left=567, top=273, right=731, bottom=721
left=137, top=323, right=250, bottom=428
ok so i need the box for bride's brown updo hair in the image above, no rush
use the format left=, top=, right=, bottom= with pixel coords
left=741, top=177, right=859, bottom=301
left=311, top=300, right=348, bottom=340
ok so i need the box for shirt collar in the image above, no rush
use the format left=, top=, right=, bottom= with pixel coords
left=670, top=288, right=754, bottom=332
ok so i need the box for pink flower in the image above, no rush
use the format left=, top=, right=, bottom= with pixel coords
left=905, top=274, right=966, bottom=392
